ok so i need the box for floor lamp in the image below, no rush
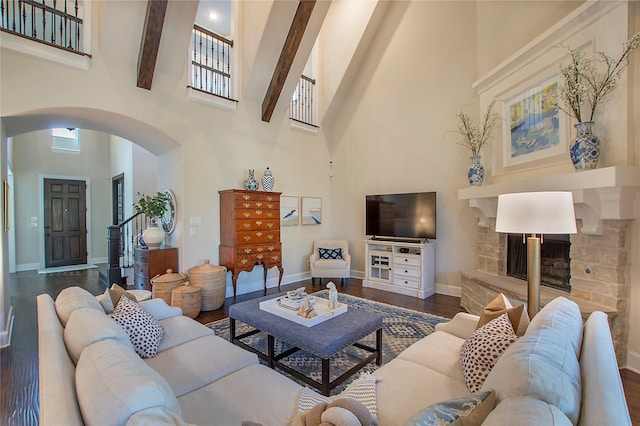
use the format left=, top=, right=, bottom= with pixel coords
left=495, top=192, right=577, bottom=318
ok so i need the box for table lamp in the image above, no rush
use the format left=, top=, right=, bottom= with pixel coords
left=495, top=191, right=577, bottom=318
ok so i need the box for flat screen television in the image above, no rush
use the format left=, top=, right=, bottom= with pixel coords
left=365, top=192, right=436, bottom=240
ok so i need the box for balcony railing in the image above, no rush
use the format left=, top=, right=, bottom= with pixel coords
left=190, top=24, right=233, bottom=100
left=1, top=0, right=85, bottom=54
left=290, top=75, right=317, bottom=127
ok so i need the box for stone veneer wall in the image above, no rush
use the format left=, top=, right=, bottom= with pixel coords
left=462, top=218, right=631, bottom=364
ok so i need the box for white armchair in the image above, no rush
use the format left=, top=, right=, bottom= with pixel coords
left=309, top=240, right=351, bottom=286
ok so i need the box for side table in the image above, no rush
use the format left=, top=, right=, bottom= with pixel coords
left=133, top=246, right=178, bottom=290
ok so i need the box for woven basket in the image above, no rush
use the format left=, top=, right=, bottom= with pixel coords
left=151, top=269, right=187, bottom=305
left=171, top=283, right=202, bottom=319
left=188, top=260, right=227, bottom=311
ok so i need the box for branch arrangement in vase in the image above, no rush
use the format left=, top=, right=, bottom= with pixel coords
left=133, top=192, right=168, bottom=222
left=557, top=33, right=640, bottom=123
left=454, top=100, right=499, bottom=156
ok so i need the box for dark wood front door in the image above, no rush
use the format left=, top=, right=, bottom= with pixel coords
left=44, top=178, right=88, bottom=267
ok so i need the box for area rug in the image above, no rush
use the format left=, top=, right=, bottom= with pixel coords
left=206, top=291, right=449, bottom=394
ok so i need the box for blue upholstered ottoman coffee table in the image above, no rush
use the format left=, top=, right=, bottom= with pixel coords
left=229, top=293, right=383, bottom=396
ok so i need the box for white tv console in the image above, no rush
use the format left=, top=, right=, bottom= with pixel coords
left=363, top=238, right=435, bottom=299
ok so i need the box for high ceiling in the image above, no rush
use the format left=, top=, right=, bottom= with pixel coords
left=194, top=0, right=231, bottom=37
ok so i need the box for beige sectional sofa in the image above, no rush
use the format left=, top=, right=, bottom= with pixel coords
left=37, top=287, right=631, bottom=425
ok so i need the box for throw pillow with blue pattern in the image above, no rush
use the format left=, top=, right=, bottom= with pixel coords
left=403, top=389, right=495, bottom=426
left=319, top=247, right=343, bottom=260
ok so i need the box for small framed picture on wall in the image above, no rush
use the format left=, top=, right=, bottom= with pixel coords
left=280, top=196, right=299, bottom=226
left=301, top=197, right=322, bottom=225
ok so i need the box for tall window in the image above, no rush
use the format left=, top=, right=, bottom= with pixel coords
left=190, top=25, right=233, bottom=99
left=51, top=128, right=80, bottom=152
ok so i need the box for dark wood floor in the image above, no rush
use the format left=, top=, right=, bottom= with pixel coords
left=2, top=270, right=639, bottom=425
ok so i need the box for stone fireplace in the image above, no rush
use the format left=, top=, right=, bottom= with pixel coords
left=506, top=233, right=571, bottom=292
left=457, top=167, right=638, bottom=363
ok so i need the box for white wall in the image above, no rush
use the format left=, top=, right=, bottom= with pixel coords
left=11, top=129, right=111, bottom=268
left=109, top=135, right=158, bottom=221
left=476, top=1, right=583, bottom=77
left=0, top=123, right=11, bottom=347
left=329, top=1, right=479, bottom=294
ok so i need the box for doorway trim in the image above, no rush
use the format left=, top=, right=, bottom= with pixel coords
left=38, top=174, right=93, bottom=271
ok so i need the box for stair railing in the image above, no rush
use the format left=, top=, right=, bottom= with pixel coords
left=106, top=212, right=148, bottom=286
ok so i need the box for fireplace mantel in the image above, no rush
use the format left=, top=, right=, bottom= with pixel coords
left=458, top=166, right=640, bottom=235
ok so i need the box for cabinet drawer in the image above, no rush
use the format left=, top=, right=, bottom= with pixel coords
left=235, top=250, right=282, bottom=267
left=235, top=200, right=278, bottom=209
left=393, top=276, right=420, bottom=289
left=394, top=266, right=420, bottom=278
left=236, top=208, right=279, bottom=220
left=236, top=219, right=279, bottom=231
left=134, top=276, right=148, bottom=290
left=134, top=262, right=149, bottom=278
left=234, top=192, right=279, bottom=203
left=394, top=255, right=420, bottom=267
left=134, top=249, right=148, bottom=263
left=236, top=230, right=280, bottom=244
left=236, top=245, right=280, bottom=256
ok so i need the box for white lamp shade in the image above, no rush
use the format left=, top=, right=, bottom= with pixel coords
left=495, top=191, right=577, bottom=234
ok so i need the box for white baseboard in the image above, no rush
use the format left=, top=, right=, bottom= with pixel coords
left=0, top=306, right=14, bottom=348
left=281, top=272, right=309, bottom=287
left=91, top=257, right=108, bottom=264
left=351, top=270, right=365, bottom=280
left=436, top=283, right=462, bottom=297
left=16, top=263, right=40, bottom=272
left=625, top=350, right=640, bottom=373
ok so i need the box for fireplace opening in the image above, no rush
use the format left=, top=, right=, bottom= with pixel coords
left=506, top=234, right=571, bottom=292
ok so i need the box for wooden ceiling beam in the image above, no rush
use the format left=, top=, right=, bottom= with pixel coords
left=137, top=0, right=169, bottom=90
left=261, top=0, right=316, bottom=122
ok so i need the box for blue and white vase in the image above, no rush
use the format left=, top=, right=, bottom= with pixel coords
left=243, top=169, right=259, bottom=191
left=468, top=155, right=484, bottom=186
left=570, top=121, right=600, bottom=171
left=261, top=167, right=275, bottom=191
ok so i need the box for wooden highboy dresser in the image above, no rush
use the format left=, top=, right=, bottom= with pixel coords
left=219, top=189, right=283, bottom=298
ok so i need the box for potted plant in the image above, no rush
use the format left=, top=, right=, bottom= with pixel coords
left=454, top=100, right=498, bottom=186
left=557, top=33, right=640, bottom=170
left=134, top=192, right=168, bottom=249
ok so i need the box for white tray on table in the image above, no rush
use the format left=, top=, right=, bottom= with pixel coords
left=259, top=297, right=348, bottom=327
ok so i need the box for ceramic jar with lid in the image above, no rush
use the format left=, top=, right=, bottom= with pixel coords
left=150, top=269, right=187, bottom=305
left=188, top=259, right=227, bottom=311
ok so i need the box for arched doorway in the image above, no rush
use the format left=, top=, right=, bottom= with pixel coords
left=1, top=107, right=181, bottom=273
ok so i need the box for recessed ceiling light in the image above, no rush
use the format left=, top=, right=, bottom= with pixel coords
left=209, top=11, right=219, bottom=21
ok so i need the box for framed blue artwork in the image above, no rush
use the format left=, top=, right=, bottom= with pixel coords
left=502, top=74, right=568, bottom=167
